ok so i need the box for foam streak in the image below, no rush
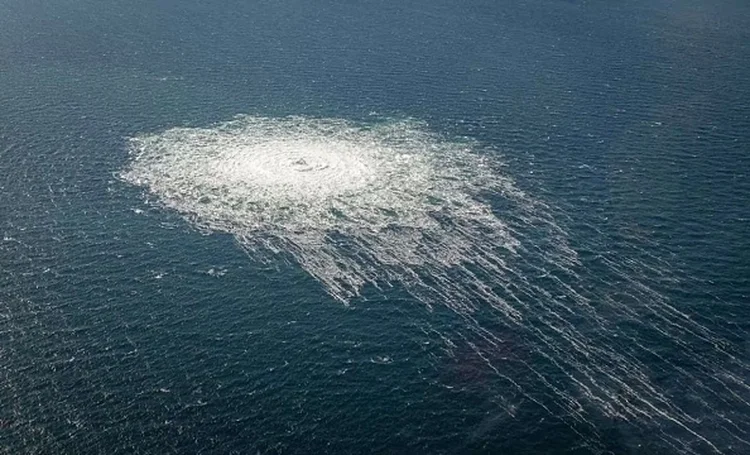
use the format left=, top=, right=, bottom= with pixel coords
left=122, top=115, right=750, bottom=453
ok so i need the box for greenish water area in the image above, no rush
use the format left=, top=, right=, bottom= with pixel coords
left=1, top=1, right=749, bottom=453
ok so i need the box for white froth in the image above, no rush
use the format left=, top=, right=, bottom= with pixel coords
left=122, top=115, right=750, bottom=453
left=122, top=116, right=519, bottom=299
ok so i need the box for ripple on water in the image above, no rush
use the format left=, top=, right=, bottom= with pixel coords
left=121, top=115, right=750, bottom=454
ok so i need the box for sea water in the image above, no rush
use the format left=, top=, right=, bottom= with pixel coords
left=1, top=0, right=749, bottom=453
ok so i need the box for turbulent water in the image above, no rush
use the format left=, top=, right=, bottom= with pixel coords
left=122, top=116, right=531, bottom=306
left=121, top=115, right=750, bottom=454
left=3, top=0, right=750, bottom=453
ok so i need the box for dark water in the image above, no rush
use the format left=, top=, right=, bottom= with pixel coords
left=1, top=0, right=750, bottom=453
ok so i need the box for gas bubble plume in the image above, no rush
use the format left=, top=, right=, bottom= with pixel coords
left=122, top=115, right=750, bottom=454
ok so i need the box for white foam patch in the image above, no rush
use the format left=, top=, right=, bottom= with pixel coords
left=122, top=115, right=750, bottom=453
left=122, top=116, right=529, bottom=311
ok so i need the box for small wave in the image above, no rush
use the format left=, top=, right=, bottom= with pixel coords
left=121, top=115, right=750, bottom=453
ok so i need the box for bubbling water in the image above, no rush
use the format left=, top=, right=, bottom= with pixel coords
left=122, top=116, right=530, bottom=308
left=122, top=115, right=750, bottom=453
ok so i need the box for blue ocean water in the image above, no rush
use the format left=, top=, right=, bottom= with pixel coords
left=1, top=0, right=750, bottom=453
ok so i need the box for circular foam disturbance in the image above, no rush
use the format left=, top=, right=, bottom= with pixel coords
left=121, top=115, right=525, bottom=301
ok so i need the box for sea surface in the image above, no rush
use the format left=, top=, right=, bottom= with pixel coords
left=1, top=0, right=750, bottom=454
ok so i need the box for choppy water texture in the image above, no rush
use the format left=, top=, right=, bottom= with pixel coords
left=123, top=116, right=750, bottom=454
left=2, top=0, right=750, bottom=453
